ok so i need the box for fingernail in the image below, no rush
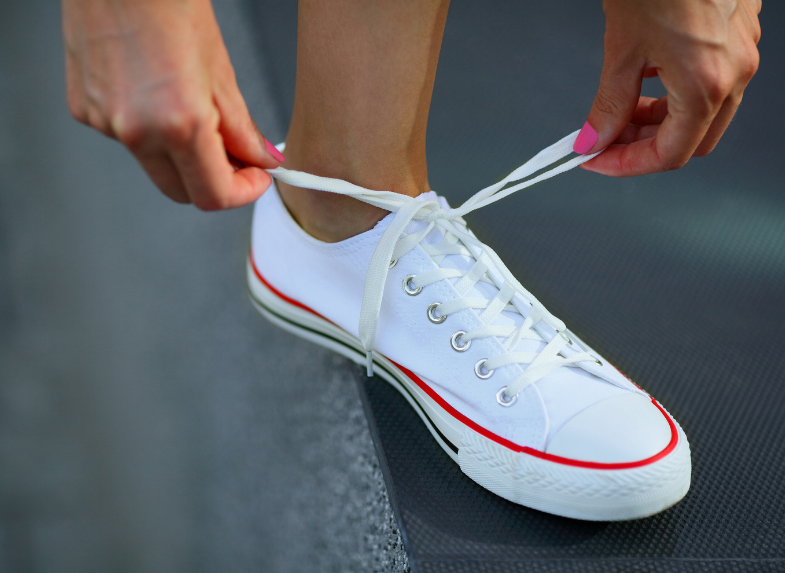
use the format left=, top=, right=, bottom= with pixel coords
left=573, top=122, right=598, bottom=154
left=264, top=138, right=285, bottom=163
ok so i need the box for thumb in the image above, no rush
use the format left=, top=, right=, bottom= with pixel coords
left=217, top=87, right=284, bottom=169
left=574, top=60, right=643, bottom=154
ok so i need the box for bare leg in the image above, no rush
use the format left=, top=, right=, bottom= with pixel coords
left=277, top=0, right=450, bottom=242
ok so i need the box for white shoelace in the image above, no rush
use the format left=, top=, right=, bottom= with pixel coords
left=268, top=131, right=603, bottom=405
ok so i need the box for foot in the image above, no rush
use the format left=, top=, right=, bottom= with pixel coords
left=247, top=132, right=691, bottom=521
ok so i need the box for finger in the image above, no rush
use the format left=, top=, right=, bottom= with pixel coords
left=169, top=111, right=272, bottom=210
left=574, top=56, right=643, bottom=154
left=607, top=97, right=666, bottom=144
left=630, top=96, right=669, bottom=126
left=583, top=53, right=733, bottom=177
left=85, top=105, right=112, bottom=137
left=581, top=104, right=714, bottom=177
left=133, top=150, right=191, bottom=204
left=64, top=52, right=89, bottom=125
left=613, top=123, right=659, bottom=145
left=693, top=94, right=741, bottom=157
left=744, top=4, right=762, bottom=44
left=215, top=82, right=284, bottom=168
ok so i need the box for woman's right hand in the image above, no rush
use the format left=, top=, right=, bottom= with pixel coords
left=63, top=0, right=284, bottom=210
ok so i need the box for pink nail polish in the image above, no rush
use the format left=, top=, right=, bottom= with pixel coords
left=573, top=122, right=598, bottom=154
left=265, top=138, right=285, bottom=163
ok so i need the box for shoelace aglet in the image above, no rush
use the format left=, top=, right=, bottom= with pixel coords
left=366, top=351, right=374, bottom=377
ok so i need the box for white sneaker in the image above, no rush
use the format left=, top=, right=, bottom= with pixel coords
left=247, top=132, right=691, bottom=521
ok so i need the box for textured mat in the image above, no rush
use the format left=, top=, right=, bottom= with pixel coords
left=250, top=1, right=785, bottom=571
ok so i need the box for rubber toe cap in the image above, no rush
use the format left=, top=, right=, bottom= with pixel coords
left=545, top=393, right=672, bottom=464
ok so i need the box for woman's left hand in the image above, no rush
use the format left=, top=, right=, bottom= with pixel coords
left=575, top=0, right=762, bottom=176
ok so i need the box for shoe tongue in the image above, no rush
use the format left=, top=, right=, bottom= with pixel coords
left=408, top=193, right=546, bottom=353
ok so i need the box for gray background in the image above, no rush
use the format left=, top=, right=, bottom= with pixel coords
left=0, top=1, right=405, bottom=572
left=1, top=0, right=783, bottom=572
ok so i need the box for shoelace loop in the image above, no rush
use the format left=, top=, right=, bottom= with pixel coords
left=268, top=131, right=603, bottom=403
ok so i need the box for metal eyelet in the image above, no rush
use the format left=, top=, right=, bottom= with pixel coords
left=389, top=258, right=398, bottom=269
left=402, top=275, right=422, bottom=296
left=592, top=356, right=603, bottom=366
left=559, top=330, right=573, bottom=345
left=474, top=359, right=494, bottom=379
left=450, top=331, right=471, bottom=352
left=496, top=387, right=517, bottom=407
left=427, top=302, right=447, bottom=324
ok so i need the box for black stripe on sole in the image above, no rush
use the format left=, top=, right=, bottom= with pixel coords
left=249, top=289, right=460, bottom=455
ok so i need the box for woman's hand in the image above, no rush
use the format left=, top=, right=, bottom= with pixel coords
left=63, top=0, right=285, bottom=209
left=575, top=0, right=761, bottom=176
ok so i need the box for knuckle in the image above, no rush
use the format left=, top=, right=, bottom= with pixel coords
left=618, top=153, right=636, bottom=176
left=192, top=198, right=216, bottom=212
left=685, top=70, right=732, bottom=115
left=752, top=24, right=762, bottom=45
left=593, top=85, right=625, bottom=117
left=85, top=107, right=112, bottom=137
left=702, top=74, right=732, bottom=106
left=692, top=143, right=709, bottom=157
left=159, top=110, right=203, bottom=146
left=663, top=154, right=689, bottom=171
left=740, top=50, right=760, bottom=82
left=67, top=98, right=87, bottom=124
left=167, top=194, right=191, bottom=205
left=655, top=140, right=690, bottom=171
left=169, top=194, right=191, bottom=205
left=114, top=105, right=206, bottom=150
left=111, top=112, right=145, bottom=148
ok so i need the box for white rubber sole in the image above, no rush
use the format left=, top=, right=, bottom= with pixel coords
left=247, top=259, right=691, bottom=521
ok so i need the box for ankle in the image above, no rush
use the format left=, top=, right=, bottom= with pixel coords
left=275, top=135, right=430, bottom=243
left=276, top=179, right=390, bottom=243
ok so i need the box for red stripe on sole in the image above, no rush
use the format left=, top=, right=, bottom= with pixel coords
left=249, top=252, right=679, bottom=470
